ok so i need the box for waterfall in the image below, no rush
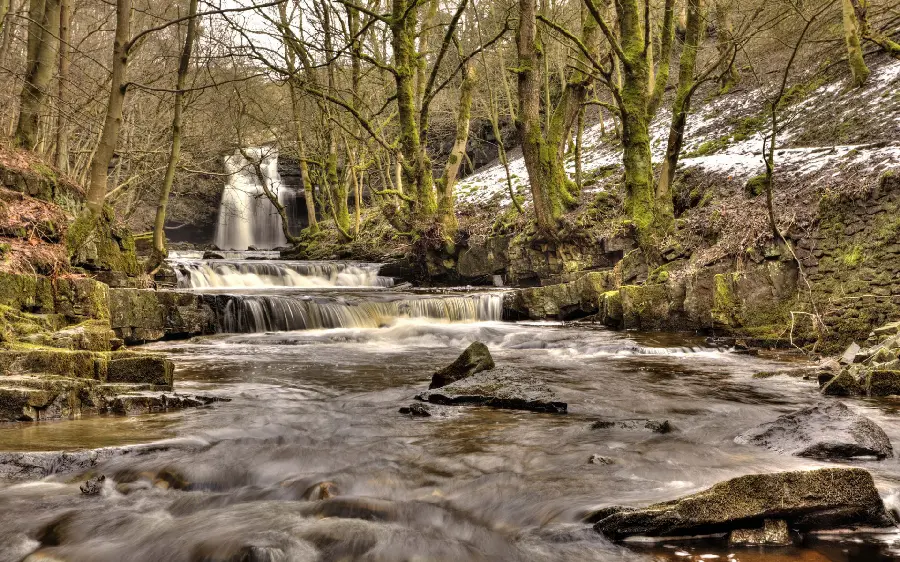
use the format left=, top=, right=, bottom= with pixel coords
left=209, top=293, right=504, bottom=333
left=214, top=147, right=291, bottom=250
left=172, top=259, right=394, bottom=289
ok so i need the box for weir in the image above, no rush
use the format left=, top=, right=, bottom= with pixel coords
left=171, top=258, right=394, bottom=289
left=208, top=292, right=504, bottom=333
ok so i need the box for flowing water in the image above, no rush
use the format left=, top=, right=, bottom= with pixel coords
left=2, top=256, right=900, bottom=561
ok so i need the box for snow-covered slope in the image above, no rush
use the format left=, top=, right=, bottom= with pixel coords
left=456, top=58, right=900, bottom=208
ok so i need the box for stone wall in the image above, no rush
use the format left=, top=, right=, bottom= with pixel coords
left=108, top=289, right=215, bottom=344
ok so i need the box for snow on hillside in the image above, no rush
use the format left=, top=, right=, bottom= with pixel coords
left=456, top=58, right=900, bottom=208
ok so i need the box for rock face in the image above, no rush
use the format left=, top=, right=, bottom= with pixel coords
left=736, top=402, right=893, bottom=460
left=504, top=271, right=616, bottom=320
left=108, top=288, right=215, bottom=344
left=595, top=468, right=893, bottom=540
left=417, top=367, right=567, bottom=414
left=429, top=342, right=495, bottom=389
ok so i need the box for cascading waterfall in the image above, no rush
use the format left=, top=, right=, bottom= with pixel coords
left=172, top=259, right=394, bottom=289
left=211, top=293, right=504, bottom=333
left=214, top=146, right=291, bottom=250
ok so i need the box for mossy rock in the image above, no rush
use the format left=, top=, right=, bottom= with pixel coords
left=66, top=209, right=140, bottom=275
left=866, top=370, right=900, bottom=397
left=822, top=370, right=863, bottom=396
left=0, top=272, right=55, bottom=313
left=106, top=353, right=174, bottom=387
left=1, top=349, right=102, bottom=379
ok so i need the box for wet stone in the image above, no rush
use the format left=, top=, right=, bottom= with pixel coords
left=80, top=474, right=105, bottom=495
left=399, top=403, right=432, bottom=417
left=591, top=419, right=673, bottom=434
left=735, top=402, right=893, bottom=460
left=416, top=367, right=567, bottom=414
left=429, top=341, right=495, bottom=389
left=595, top=468, right=893, bottom=540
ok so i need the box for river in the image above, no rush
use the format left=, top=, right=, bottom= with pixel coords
left=1, top=254, right=899, bottom=561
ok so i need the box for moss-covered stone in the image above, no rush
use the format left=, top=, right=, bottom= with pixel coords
left=1, top=349, right=102, bottom=379
left=596, top=468, right=892, bottom=540
left=66, top=208, right=140, bottom=275
left=620, top=283, right=671, bottom=330
left=106, top=353, right=174, bottom=388
left=866, top=370, right=900, bottom=397
left=822, top=370, right=863, bottom=396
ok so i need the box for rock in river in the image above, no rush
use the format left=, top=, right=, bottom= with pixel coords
left=429, top=341, right=495, bottom=389
left=595, top=468, right=893, bottom=540
left=735, top=402, right=893, bottom=460
left=417, top=367, right=567, bottom=414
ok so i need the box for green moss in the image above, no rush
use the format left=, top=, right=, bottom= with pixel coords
left=842, top=245, right=864, bottom=267
left=744, top=174, right=769, bottom=198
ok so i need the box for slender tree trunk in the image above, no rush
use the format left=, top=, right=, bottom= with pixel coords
left=841, top=0, right=870, bottom=87
left=54, top=0, right=70, bottom=171
left=320, top=1, right=350, bottom=237
left=657, top=0, right=703, bottom=201
left=0, top=0, right=10, bottom=50
left=714, top=0, right=739, bottom=93
left=15, top=0, right=60, bottom=150
left=289, top=82, right=318, bottom=234
left=574, top=106, right=584, bottom=192
left=439, top=61, right=475, bottom=230
left=648, top=0, right=676, bottom=116
left=150, top=0, right=198, bottom=265
left=85, top=0, right=131, bottom=214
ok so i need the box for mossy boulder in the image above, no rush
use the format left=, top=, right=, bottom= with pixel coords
left=620, top=283, right=671, bottom=330
left=417, top=367, right=567, bottom=414
left=53, top=277, right=110, bottom=321
left=0, top=272, right=55, bottom=313
left=822, top=370, right=864, bottom=396
left=866, top=370, right=900, bottom=397
left=106, top=353, right=174, bottom=387
left=430, top=342, right=495, bottom=389
left=505, top=271, right=616, bottom=320
left=2, top=349, right=103, bottom=379
left=595, top=468, right=892, bottom=540
left=66, top=209, right=139, bottom=275
left=108, top=288, right=213, bottom=344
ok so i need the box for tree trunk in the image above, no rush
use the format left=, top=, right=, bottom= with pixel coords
left=714, top=0, right=739, bottom=93
left=618, top=0, right=671, bottom=242
left=439, top=61, right=475, bottom=230
left=0, top=0, right=9, bottom=35
left=648, top=0, right=676, bottom=116
left=289, top=82, right=318, bottom=234
left=150, top=0, right=198, bottom=265
left=85, top=0, right=131, bottom=214
left=657, top=0, right=703, bottom=201
left=841, top=0, right=870, bottom=87
left=320, top=1, right=350, bottom=238
left=54, top=0, right=70, bottom=171
left=392, top=0, right=435, bottom=223
left=15, top=0, right=60, bottom=150
left=850, top=0, right=900, bottom=58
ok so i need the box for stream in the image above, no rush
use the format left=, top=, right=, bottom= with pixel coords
left=2, top=254, right=900, bottom=561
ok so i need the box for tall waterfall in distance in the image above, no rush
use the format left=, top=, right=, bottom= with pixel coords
left=214, top=146, right=290, bottom=250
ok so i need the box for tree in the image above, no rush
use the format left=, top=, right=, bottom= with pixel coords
left=517, top=0, right=598, bottom=234
left=583, top=0, right=677, bottom=248
left=841, top=0, right=870, bottom=87
left=150, top=0, right=200, bottom=267
left=848, top=0, right=900, bottom=59
left=54, top=0, right=71, bottom=171
left=14, top=0, right=61, bottom=150
left=714, top=0, right=739, bottom=93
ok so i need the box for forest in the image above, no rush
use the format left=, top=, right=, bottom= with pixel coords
left=0, top=0, right=900, bottom=560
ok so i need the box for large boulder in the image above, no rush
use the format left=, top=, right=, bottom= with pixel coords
left=735, top=402, right=893, bottom=460
left=417, top=367, right=566, bottom=414
left=595, top=468, right=893, bottom=540
left=429, top=342, right=495, bottom=389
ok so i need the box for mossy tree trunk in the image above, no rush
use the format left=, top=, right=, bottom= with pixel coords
left=320, top=0, right=350, bottom=239
left=849, top=0, right=900, bottom=59
left=150, top=0, right=199, bottom=268
left=15, top=0, right=60, bottom=150
left=583, top=0, right=676, bottom=249
left=0, top=0, right=9, bottom=35
left=841, top=0, right=870, bottom=87
left=85, top=0, right=131, bottom=215
left=438, top=61, right=476, bottom=231
left=392, top=0, right=436, bottom=226
left=657, top=0, right=704, bottom=201
left=518, top=1, right=598, bottom=234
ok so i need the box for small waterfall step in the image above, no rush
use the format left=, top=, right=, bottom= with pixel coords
left=170, top=257, right=394, bottom=289
left=206, top=291, right=504, bottom=333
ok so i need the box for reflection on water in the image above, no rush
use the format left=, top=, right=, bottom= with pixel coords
left=1, top=319, right=899, bottom=560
